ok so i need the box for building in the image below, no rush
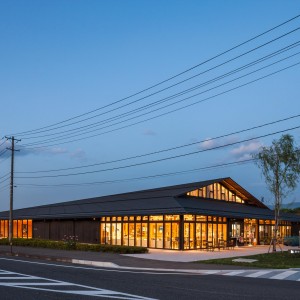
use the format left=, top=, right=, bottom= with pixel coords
left=0, top=177, right=299, bottom=250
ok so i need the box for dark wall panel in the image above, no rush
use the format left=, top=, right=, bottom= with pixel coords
left=49, top=220, right=74, bottom=241
left=75, top=220, right=99, bottom=244
left=291, top=223, right=300, bottom=236
left=33, top=219, right=99, bottom=243
left=33, top=221, right=50, bottom=239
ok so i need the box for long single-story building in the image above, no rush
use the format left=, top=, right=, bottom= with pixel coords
left=0, top=177, right=299, bottom=250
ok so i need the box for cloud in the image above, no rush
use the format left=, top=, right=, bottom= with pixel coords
left=143, top=129, right=157, bottom=136
left=69, top=148, right=86, bottom=160
left=198, top=136, right=238, bottom=150
left=17, top=146, right=68, bottom=157
left=230, top=140, right=263, bottom=161
left=198, top=138, right=219, bottom=150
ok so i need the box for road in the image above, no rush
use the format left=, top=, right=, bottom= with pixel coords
left=0, top=256, right=299, bottom=299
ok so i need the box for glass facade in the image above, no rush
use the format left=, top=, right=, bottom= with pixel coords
left=99, top=214, right=293, bottom=250
left=0, top=219, right=32, bottom=239
left=187, top=183, right=245, bottom=203
left=100, top=215, right=180, bottom=249
left=259, top=219, right=291, bottom=244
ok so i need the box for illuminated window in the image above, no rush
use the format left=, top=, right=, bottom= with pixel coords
left=184, top=215, right=194, bottom=221
left=149, top=215, right=163, bottom=221
left=196, top=215, right=207, bottom=222
left=165, top=215, right=180, bottom=221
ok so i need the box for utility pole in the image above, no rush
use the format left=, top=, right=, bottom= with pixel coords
left=6, top=136, right=21, bottom=254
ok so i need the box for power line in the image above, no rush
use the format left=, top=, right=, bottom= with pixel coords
left=19, top=41, right=300, bottom=141
left=0, top=156, right=10, bottom=164
left=8, top=14, right=300, bottom=137
left=0, top=183, right=10, bottom=192
left=16, top=28, right=300, bottom=139
left=0, top=172, right=10, bottom=180
left=15, top=125, right=300, bottom=179
left=16, top=158, right=254, bottom=188
left=0, top=149, right=8, bottom=156
left=15, top=113, right=300, bottom=174
left=0, top=139, right=7, bottom=148
left=0, top=175, right=10, bottom=185
left=21, top=60, right=300, bottom=149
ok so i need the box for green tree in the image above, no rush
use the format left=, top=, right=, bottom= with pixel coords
left=253, top=134, right=300, bottom=252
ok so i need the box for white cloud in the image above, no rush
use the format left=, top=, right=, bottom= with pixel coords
left=69, top=148, right=86, bottom=160
left=18, top=146, right=68, bottom=157
left=143, top=129, right=157, bottom=136
left=198, top=135, right=239, bottom=150
left=230, top=140, right=263, bottom=161
left=199, top=138, right=219, bottom=150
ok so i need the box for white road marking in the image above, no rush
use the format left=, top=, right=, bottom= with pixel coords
left=0, top=268, right=156, bottom=299
left=0, top=276, right=41, bottom=280
left=1, top=282, right=71, bottom=286
left=270, top=270, right=299, bottom=280
left=245, top=270, right=274, bottom=278
left=222, top=270, right=247, bottom=276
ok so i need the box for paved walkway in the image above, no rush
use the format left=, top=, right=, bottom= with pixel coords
left=124, top=245, right=294, bottom=262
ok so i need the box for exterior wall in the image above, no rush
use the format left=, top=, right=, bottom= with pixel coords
left=0, top=217, right=297, bottom=250
left=32, top=219, right=100, bottom=244
left=291, top=222, right=300, bottom=236
left=75, top=220, right=99, bottom=244
left=33, top=221, right=50, bottom=239
left=49, top=220, right=74, bottom=240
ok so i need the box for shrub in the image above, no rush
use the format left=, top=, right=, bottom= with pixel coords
left=0, top=238, right=148, bottom=253
left=62, top=235, right=78, bottom=250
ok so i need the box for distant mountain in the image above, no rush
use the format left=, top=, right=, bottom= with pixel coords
left=282, top=202, right=300, bottom=209
left=268, top=202, right=300, bottom=209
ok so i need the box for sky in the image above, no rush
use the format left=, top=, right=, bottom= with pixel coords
left=0, top=0, right=300, bottom=211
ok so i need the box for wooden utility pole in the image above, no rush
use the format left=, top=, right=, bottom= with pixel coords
left=6, top=136, right=21, bottom=254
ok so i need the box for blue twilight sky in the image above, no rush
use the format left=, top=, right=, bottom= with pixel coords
left=0, top=0, right=300, bottom=211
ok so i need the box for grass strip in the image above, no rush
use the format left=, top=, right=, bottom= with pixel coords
left=196, top=251, right=300, bottom=269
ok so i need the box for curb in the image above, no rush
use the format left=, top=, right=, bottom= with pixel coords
left=71, top=259, right=119, bottom=268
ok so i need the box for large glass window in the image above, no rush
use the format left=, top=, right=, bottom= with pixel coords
left=149, top=223, right=156, bottom=248
left=0, top=219, right=33, bottom=239
left=184, top=223, right=195, bottom=249
left=100, top=223, right=106, bottom=244
left=164, top=223, right=171, bottom=249
left=142, top=223, right=147, bottom=247
left=172, top=223, right=179, bottom=249
left=129, top=223, right=135, bottom=246
left=187, top=183, right=245, bottom=204
left=156, top=223, right=163, bottom=249
left=136, top=223, right=141, bottom=247
left=123, top=223, right=128, bottom=246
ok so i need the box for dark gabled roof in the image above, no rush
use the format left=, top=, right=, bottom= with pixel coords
left=0, top=177, right=299, bottom=222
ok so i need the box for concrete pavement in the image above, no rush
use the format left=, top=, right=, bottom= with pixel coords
left=124, top=245, right=295, bottom=262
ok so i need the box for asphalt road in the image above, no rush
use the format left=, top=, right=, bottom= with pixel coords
left=0, top=257, right=299, bottom=300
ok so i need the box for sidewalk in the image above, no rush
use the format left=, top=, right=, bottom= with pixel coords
left=0, top=244, right=296, bottom=270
